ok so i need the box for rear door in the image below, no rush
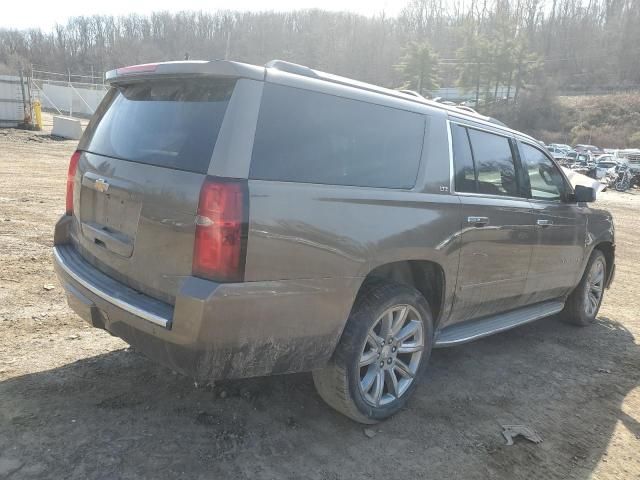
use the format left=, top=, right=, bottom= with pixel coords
left=518, top=141, right=587, bottom=302
left=449, top=122, right=536, bottom=322
left=73, top=77, right=236, bottom=303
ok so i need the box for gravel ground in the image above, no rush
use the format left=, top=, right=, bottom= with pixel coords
left=0, top=123, right=638, bottom=479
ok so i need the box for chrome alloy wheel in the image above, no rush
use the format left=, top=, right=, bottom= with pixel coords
left=358, top=305, right=424, bottom=407
left=584, top=257, right=605, bottom=317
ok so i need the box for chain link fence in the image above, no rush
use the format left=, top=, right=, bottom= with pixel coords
left=31, top=68, right=109, bottom=117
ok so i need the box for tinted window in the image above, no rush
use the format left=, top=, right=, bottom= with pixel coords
left=250, top=84, right=425, bottom=188
left=467, top=128, right=519, bottom=197
left=85, top=78, right=235, bottom=173
left=451, top=124, right=476, bottom=193
left=521, top=143, right=566, bottom=201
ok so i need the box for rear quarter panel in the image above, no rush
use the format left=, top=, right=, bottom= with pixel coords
left=244, top=184, right=461, bottom=282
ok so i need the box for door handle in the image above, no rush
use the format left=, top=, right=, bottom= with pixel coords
left=467, top=216, right=489, bottom=226
left=536, top=219, right=553, bottom=227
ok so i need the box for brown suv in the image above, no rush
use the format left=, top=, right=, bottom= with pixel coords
left=53, top=59, right=615, bottom=423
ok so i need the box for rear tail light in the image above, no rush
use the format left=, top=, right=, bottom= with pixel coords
left=192, top=177, right=248, bottom=282
left=65, top=151, right=81, bottom=215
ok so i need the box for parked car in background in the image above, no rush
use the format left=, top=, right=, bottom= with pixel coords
left=565, top=150, right=579, bottom=162
left=546, top=145, right=570, bottom=161
left=616, top=149, right=640, bottom=174
left=548, top=143, right=573, bottom=156
left=53, top=59, right=616, bottom=423
left=593, top=158, right=619, bottom=180
left=569, top=153, right=595, bottom=172
left=574, top=144, right=604, bottom=155
left=595, top=154, right=615, bottom=163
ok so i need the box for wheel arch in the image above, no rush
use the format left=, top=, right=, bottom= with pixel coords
left=593, top=241, right=615, bottom=287
left=354, top=260, right=447, bottom=328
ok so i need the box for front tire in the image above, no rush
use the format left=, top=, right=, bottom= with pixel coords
left=561, top=250, right=607, bottom=326
left=312, top=281, right=434, bottom=424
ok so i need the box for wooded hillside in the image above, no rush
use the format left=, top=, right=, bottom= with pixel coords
left=2, top=0, right=640, bottom=146
left=2, top=1, right=639, bottom=93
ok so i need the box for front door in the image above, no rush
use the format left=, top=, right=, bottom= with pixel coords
left=518, top=141, right=588, bottom=302
left=448, top=123, right=536, bottom=323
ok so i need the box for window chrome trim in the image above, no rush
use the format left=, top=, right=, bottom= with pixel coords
left=446, top=118, right=455, bottom=194
left=448, top=118, right=515, bottom=139
left=453, top=191, right=534, bottom=202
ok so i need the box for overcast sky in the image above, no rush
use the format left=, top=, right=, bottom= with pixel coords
left=3, top=0, right=407, bottom=31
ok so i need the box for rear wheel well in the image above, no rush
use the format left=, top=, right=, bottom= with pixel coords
left=361, top=260, right=445, bottom=325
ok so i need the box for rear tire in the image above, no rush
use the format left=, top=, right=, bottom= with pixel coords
left=561, top=250, right=607, bottom=326
left=312, top=281, right=434, bottom=424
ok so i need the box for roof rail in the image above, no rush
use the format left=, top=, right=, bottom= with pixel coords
left=265, top=58, right=455, bottom=113
left=264, top=60, right=318, bottom=78
left=398, top=89, right=427, bottom=100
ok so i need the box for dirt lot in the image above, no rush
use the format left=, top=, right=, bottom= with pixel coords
left=0, top=125, right=638, bottom=480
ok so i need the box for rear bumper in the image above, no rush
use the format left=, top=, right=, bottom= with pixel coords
left=54, top=245, right=173, bottom=328
left=53, top=219, right=360, bottom=380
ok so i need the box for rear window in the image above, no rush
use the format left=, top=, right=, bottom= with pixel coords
left=249, top=84, right=425, bottom=189
left=84, top=78, right=236, bottom=173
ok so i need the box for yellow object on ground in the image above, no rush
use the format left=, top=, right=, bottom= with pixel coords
left=33, top=101, right=42, bottom=130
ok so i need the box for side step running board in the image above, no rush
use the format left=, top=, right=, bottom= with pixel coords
left=434, top=301, right=565, bottom=347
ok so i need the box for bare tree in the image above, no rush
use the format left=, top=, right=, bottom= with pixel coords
left=0, top=1, right=639, bottom=93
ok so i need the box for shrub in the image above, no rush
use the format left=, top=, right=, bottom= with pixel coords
left=628, top=132, right=640, bottom=148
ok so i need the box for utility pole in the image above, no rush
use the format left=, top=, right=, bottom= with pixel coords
left=68, top=69, right=73, bottom=117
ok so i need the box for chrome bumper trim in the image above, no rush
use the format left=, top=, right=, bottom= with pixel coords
left=53, top=246, right=171, bottom=328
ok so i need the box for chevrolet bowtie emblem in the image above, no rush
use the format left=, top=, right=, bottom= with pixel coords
left=94, top=178, right=109, bottom=193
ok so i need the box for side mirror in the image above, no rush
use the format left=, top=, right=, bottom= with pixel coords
left=573, top=185, right=596, bottom=203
